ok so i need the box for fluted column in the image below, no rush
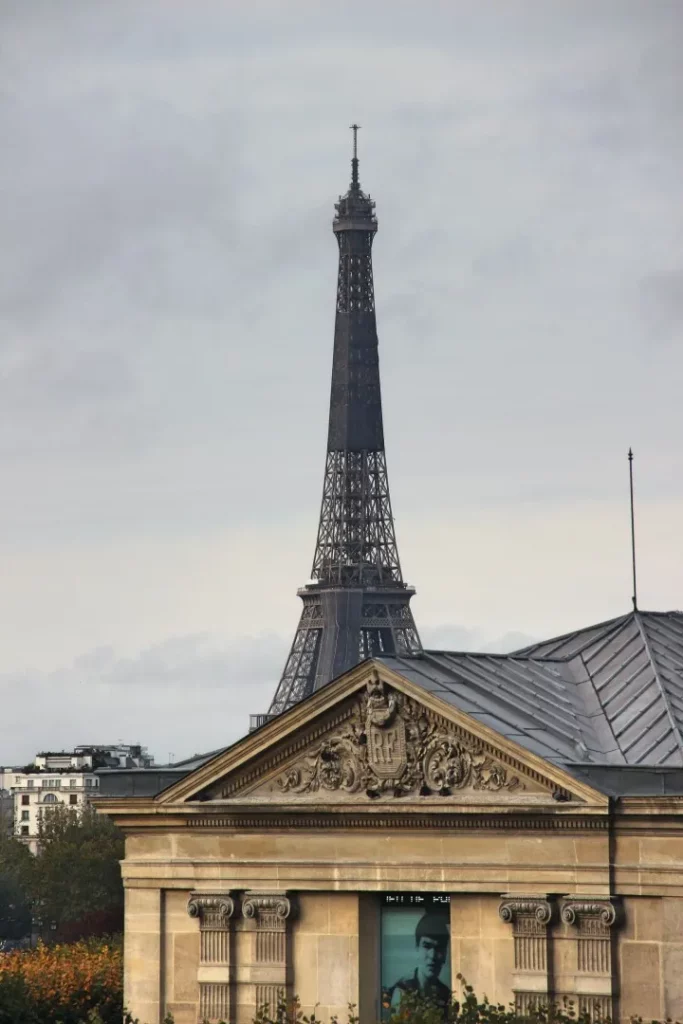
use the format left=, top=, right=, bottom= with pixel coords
left=237, top=891, right=295, bottom=1023
left=560, top=897, right=617, bottom=1020
left=499, top=894, right=552, bottom=1013
left=188, top=892, right=236, bottom=1022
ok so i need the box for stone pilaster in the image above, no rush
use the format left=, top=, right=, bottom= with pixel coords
left=238, top=891, right=295, bottom=1022
left=560, top=897, right=617, bottom=1021
left=499, top=894, right=552, bottom=1013
left=188, top=892, right=236, bottom=1023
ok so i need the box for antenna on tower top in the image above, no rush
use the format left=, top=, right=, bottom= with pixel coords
left=628, top=447, right=639, bottom=611
left=349, top=123, right=360, bottom=187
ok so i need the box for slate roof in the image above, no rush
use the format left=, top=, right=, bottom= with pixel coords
left=99, top=611, right=683, bottom=799
left=518, top=610, right=683, bottom=766
left=379, top=610, right=683, bottom=791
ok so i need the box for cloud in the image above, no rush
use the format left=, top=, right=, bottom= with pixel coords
left=420, top=625, right=536, bottom=654
left=0, top=622, right=541, bottom=766
left=638, top=270, right=683, bottom=344
left=0, top=632, right=286, bottom=765
left=0, top=0, right=681, bottom=760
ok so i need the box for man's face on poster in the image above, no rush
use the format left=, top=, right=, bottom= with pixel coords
left=416, top=935, right=447, bottom=983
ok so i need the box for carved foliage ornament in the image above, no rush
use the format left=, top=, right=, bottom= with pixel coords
left=278, top=676, right=523, bottom=798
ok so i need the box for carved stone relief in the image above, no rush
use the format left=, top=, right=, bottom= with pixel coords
left=188, top=893, right=236, bottom=927
left=187, top=891, right=295, bottom=1024
left=560, top=897, right=617, bottom=1019
left=499, top=895, right=552, bottom=1013
left=188, top=892, right=237, bottom=1022
left=188, top=892, right=235, bottom=965
left=277, top=676, right=524, bottom=798
left=242, top=892, right=295, bottom=1019
left=560, top=899, right=617, bottom=929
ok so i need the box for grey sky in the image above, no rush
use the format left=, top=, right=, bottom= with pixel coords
left=1, top=0, right=681, bottom=764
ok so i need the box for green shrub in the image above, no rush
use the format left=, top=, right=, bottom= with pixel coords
left=0, top=961, right=678, bottom=1024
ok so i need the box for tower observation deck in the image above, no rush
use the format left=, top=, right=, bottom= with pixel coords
left=264, top=129, right=422, bottom=718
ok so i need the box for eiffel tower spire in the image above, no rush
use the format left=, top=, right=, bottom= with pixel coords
left=266, top=130, right=421, bottom=716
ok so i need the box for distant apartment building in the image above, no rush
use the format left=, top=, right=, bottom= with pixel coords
left=0, top=766, right=14, bottom=835
left=7, top=745, right=154, bottom=853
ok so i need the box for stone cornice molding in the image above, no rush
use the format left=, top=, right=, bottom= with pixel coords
left=187, top=892, right=236, bottom=923
left=185, top=812, right=608, bottom=832
left=499, top=894, right=552, bottom=925
left=560, top=897, right=617, bottom=927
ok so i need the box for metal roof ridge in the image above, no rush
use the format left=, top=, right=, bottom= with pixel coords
left=635, top=609, right=683, bottom=618
left=415, top=651, right=585, bottom=750
left=515, top=612, right=632, bottom=658
left=420, top=648, right=571, bottom=664
left=574, top=614, right=637, bottom=666
left=635, top=612, right=683, bottom=760
left=637, top=615, right=683, bottom=663
left=573, top=650, right=625, bottom=764
left=421, top=649, right=526, bottom=660
left=558, top=759, right=683, bottom=769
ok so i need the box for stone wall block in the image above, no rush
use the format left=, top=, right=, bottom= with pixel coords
left=620, top=942, right=662, bottom=1021
left=124, top=887, right=161, bottom=1024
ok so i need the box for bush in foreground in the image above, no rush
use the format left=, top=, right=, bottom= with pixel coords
left=0, top=952, right=680, bottom=1024
left=0, top=938, right=122, bottom=1024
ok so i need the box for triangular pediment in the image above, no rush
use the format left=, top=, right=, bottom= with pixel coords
left=157, top=662, right=607, bottom=808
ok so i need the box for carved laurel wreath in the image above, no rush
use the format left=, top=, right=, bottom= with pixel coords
left=277, top=679, right=522, bottom=798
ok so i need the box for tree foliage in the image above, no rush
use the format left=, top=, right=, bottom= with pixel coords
left=0, top=806, right=124, bottom=942
left=0, top=877, right=32, bottom=941
left=33, top=806, right=124, bottom=940
left=0, top=831, right=34, bottom=941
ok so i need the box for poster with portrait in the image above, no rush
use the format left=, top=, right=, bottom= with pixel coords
left=380, top=895, right=451, bottom=1019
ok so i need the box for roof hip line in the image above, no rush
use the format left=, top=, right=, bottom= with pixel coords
left=634, top=612, right=683, bottom=760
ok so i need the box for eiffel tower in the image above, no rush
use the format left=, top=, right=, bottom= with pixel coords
left=264, top=128, right=421, bottom=718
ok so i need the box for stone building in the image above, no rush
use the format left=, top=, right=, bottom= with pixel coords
left=100, top=625, right=683, bottom=1024
left=98, top=140, right=683, bottom=1023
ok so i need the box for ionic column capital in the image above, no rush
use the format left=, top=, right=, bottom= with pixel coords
left=242, top=890, right=295, bottom=924
left=187, top=892, right=236, bottom=924
left=499, top=893, right=552, bottom=926
left=560, top=897, right=617, bottom=928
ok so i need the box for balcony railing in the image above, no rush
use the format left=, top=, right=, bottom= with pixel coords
left=249, top=714, right=278, bottom=732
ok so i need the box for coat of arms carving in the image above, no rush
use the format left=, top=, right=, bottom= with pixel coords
left=277, top=674, right=523, bottom=799
left=365, top=676, right=407, bottom=779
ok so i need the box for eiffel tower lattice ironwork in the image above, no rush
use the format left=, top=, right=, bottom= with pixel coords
left=266, top=128, right=422, bottom=717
